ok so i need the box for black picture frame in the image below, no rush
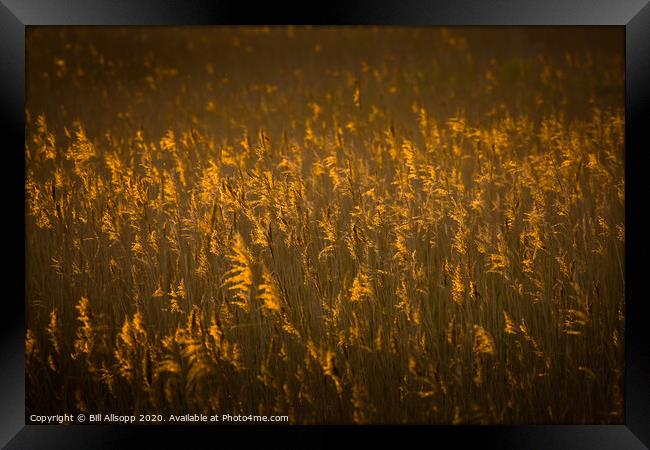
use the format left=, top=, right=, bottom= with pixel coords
left=2, top=1, right=648, bottom=448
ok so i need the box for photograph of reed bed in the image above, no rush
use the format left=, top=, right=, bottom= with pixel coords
left=25, top=26, right=624, bottom=424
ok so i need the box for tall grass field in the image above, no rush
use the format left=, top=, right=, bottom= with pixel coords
left=25, top=27, right=624, bottom=424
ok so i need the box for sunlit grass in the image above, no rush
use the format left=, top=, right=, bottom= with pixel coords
left=25, top=27, right=624, bottom=424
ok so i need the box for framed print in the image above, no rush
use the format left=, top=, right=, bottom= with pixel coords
left=1, top=0, right=649, bottom=448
